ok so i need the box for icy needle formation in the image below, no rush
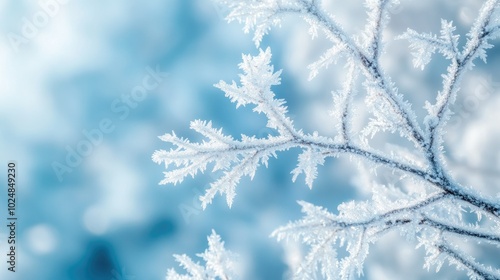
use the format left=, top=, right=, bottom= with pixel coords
left=156, top=0, right=500, bottom=279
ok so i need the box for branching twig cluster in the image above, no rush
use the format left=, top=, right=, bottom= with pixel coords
left=157, top=0, right=500, bottom=279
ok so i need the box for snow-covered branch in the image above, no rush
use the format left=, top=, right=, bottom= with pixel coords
left=158, top=0, right=500, bottom=279
left=421, top=241, right=500, bottom=280
left=421, top=216, right=500, bottom=244
left=362, top=0, right=393, bottom=62
left=409, top=0, right=500, bottom=178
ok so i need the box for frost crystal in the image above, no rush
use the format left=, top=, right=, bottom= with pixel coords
left=166, top=230, right=240, bottom=280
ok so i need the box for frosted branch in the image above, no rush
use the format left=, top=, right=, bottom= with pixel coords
left=421, top=0, right=499, bottom=178
left=157, top=0, right=500, bottom=278
left=421, top=216, right=500, bottom=244
left=437, top=243, right=500, bottom=280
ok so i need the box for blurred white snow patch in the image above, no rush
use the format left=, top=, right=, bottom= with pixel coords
left=304, top=101, right=336, bottom=135
left=351, top=162, right=378, bottom=196
left=459, top=7, right=475, bottom=25
left=0, top=26, right=74, bottom=145
left=456, top=95, right=500, bottom=166
left=0, top=84, right=63, bottom=142
left=83, top=204, right=110, bottom=235
left=85, top=144, right=145, bottom=228
left=33, top=4, right=112, bottom=73
left=282, top=241, right=303, bottom=278
left=193, top=0, right=225, bottom=20
left=283, top=23, right=313, bottom=84
left=27, top=224, right=58, bottom=254
left=367, top=264, right=400, bottom=280
left=450, top=94, right=500, bottom=195
left=366, top=231, right=425, bottom=279
left=458, top=1, right=483, bottom=25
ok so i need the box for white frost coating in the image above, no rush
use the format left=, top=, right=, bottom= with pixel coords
left=158, top=0, right=500, bottom=279
left=166, top=230, right=240, bottom=280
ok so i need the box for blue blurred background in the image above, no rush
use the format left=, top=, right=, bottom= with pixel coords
left=0, top=0, right=499, bottom=279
